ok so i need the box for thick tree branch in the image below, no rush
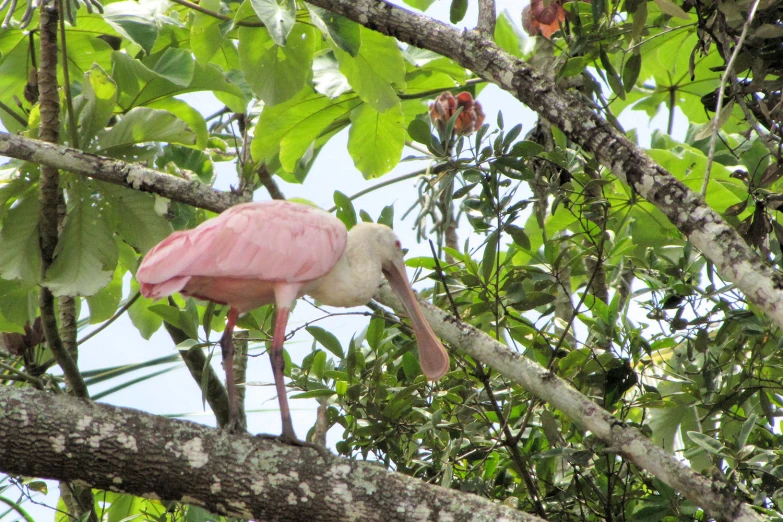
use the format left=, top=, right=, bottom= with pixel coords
left=305, top=0, right=783, bottom=337
left=0, top=132, right=247, bottom=213
left=0, top=387, right=540, bottom=522
left=373, top=284, right=762, bottom=522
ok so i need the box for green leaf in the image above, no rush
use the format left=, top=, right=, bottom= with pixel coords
left=147, top=98, right=208, bottom=149
left=191, top=0, right=224, bottom=63
left=402, top=0, right=436, bottom=10
left=100, top=184, right=173, bottom=253
left=332, top=27, right=406, bottom=112
left=95, top=107, right=197, bottom=153
left=45, top=189, right=119, bottom=297
left=0, top=30, right=29, bottom=133
left=407, top=118, right=433, bottom=145
left=291, top=389, right=336, bottom=399
left=481, top=230, right=498, bottom=283
left=494, top=12, right=522, bottom=58
left=249, top=0, right=296, bottom=46
left=148, top=303, right=199, bottom=340
left=0, top=279, right=37, bottom=330
left=334, top=191, right=357, bottom=229
left=592, top=0, right=606, bottom=21
left=251, top=87, right=360, bottom=171
left=103, top=6, right=159, bottom=53
left=450, top=0, right=468, bottom=23
left=239, top=23, right=316, bottom=106
left=307, top=326, right=344, bottom=358
left=510, top=291, right=556, bottom=311
left=653, top=0, right=691, bottom=19
left=86, top=265, right=124, bottom=323
left=623, top=52, right=642, bottom=90
left=313, top=53, right=352, bottom=98
left=128, top=286, right=164, bottom=340
left=310, top=350, right=327, bottom=380
left=378, top=205, right=394, bottom=227
left=308, top=6, right=361, bottom=57
left=111, top=51, right=247, bottom=112
left=76, top=64, right=118, bottom=145
left=737, top=414, right=758, bottom=451
left=348, top=103, right=405, bottom=178
left=0, top=195, right=41, bottom=283
left=686, top=431, right=725, bottom=455
left=506, top=224, right=531, bottom=250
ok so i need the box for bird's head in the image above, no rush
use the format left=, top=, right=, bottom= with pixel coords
left=348, top=223, right=449, bottom=380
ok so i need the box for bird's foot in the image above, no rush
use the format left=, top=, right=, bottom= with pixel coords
left=224, top=417, right=247, bottom=434
left=255, top=432, right=331, bottom=461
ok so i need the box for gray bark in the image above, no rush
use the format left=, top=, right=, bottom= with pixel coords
left=0, top=387, right=539, bottom=522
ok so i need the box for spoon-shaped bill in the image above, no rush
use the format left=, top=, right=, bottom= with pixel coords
left=384, top=258, right=450, bottom=380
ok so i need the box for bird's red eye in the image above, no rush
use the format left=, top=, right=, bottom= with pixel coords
left=394, top=239, right=402, bottom=249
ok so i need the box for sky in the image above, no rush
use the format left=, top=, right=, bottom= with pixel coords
left=0, top=0, right=684, bottom=519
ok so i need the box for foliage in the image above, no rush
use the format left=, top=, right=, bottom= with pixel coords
left=1, top=0, right=782, bottom=520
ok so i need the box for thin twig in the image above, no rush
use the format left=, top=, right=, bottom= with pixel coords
left=257, top=163, right=285, bottom=200
left=428, top=239, right=460, bottom=320
left=78, top=293, right=141, bottom=345
left=0, top=359, right=46, bottom=389
left=326, top=169, right=431, bottom=212
left=701, top=0, right=761, bottom=196
left=169, top=0, right=264, bottom=27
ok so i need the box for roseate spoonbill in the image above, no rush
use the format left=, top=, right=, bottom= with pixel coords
left=136, top=200, right=450, bottom=444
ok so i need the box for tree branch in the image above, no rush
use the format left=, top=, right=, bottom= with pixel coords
left=476, top=0, right=496, bottom=37
left=0, top=387, right=540, bottom=522
left=305, top=0, right=783, bottom=338
left=374, top=284, right=762, bottom=522
left=0, top=132, right=247, bottom=213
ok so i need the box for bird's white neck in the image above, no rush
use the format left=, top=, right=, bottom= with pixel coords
left=304, top=227, right=385, bottom=308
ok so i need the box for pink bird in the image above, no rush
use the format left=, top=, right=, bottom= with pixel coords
left=136, top=200, right=450, bottom=444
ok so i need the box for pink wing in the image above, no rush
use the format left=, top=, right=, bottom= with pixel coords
left=137, top=201, right=347, bottom=298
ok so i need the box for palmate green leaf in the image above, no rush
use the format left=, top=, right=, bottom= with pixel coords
left=103, top=3, right=161, bottom=54
left=332, top=27, right=406, bottom=112
left=86, top=264, right=124, bottom=324
left=251, top=87, right=360, bottom=172
left=313, top=53, right=352, bottom=98
left=238, top=23, right=316, bottom=106
left=493, top=12, right=523, bottom=58
left=0, top=194, right=41, bottom=283
left=0, top=29, right=30, bottom=133
left=0, top=278, right=36, bottom=331
left=191, top=0, right=224, bottom=63
left=147, top=98, right=208, bottom=149
left=76, top=65, right=119, bottom=146
left=249, top=0, right=296, bottom=46
left=308, top=6, right=361, bottom=57
left=647, top=145, right=744, bottom=213
left=111, top=51, right=247, bottom=112
left=45, top=188, right=119, bottom=297
left=95, top=107, right=197, bottom=153
left=100, top=183, right=173, bottom=253
left=348, top=103, right=405, bottom=178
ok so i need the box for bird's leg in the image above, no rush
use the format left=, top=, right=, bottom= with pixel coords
left=220, top=308, right=244, bottom=433
left=269, top=306, right=296, bottom=441
left=261, top=306, right=331, bottom=460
